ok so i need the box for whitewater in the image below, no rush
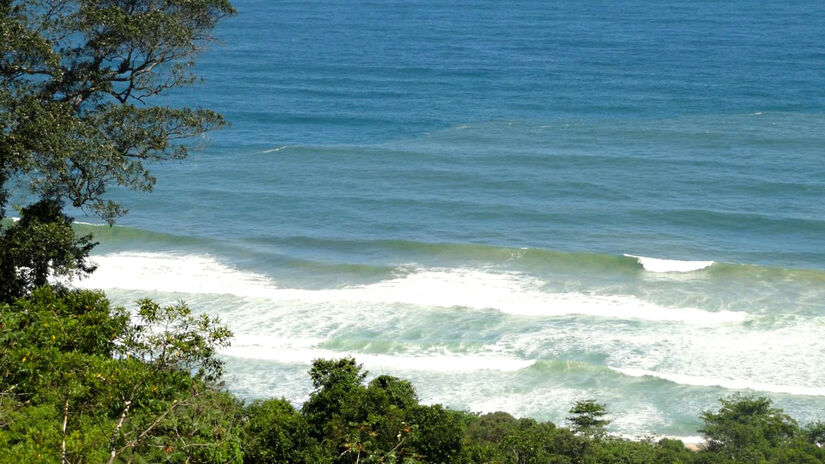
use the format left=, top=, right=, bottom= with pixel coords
left=74, top=236, right=825, bottom=438
left=68, top=0, right=825, bottom=440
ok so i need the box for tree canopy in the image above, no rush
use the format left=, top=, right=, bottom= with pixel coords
left=1, top=0, right=234, bottom=221
left=567, top=399, right=611, bottom=438
left=1, top=0, right=234, bottom=300
left=0, top=287, right=240, bottom=463
left=2, top=289, right=824, bottom=464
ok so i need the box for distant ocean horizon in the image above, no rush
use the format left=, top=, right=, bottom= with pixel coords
left=71, top=0, right=825, bottom=439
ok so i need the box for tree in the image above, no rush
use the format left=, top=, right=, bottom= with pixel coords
left=1, top=0, right=234, bottom=297
left=567, top=399, right=610, bottom=438
left=0, top=198, right=96, bottom=302
left=300, top=359, right=435, bottom=463
left=405, top=404, right=466, bottom=464
left=302, top=357, right=368, bottom=441
left=698, top=394, right=798, bottom=462
left=0, top=287, right=241, bottom=463
left=803, top=421, right=825, bottom=447
left=243, top=398, right=324, bottom=464
left=1, top=0, right=234, bottom=220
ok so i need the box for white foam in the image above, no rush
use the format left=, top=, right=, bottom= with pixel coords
left=612, top=367, right=825, bottom=397
left=625, top=254, right=714, bottom=273
left=77, top=252, right=745, bottom=325
left=80, top=252, right=277, bottom=296
left=261, top=145, right=288, bottom=153
left=224, top=344, right=534, bottom=373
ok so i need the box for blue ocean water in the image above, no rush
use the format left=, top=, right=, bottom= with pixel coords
left=75, top=0, right=825, bottom=439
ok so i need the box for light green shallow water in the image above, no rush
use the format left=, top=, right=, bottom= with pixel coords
left=75, top=227, right=825, bottom=439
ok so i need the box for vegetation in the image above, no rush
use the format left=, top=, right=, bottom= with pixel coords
left=567, top=399, right=610, bottom=439
left=1, top=289, right=824, bottom=463
left=0, top=287, right=241, bottom=463
left=1, top=0, right=235, bottom=303
left=1, top=0, right=234, bottom=220
left=3, top=2, right=824, bottom=463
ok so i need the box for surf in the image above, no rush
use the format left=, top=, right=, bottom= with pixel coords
left=624, top=254, right=714, bottom=273
left=611, top=367, right=825, bottom=397
left=78, top=251, right=747, bottom=325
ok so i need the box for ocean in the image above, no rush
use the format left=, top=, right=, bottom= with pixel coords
left=72, top=0, right=825, bottom=439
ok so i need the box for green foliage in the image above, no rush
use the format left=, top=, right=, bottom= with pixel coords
left=697, top=394, right=824, bottom=464
left=368, top=375, right=418, bottom=410
left=498, top=419, right=574, bottom=464
left=803, top=421, right=825, bottom=447
left=302, top=357, right=368, bottom=442
left=582, top=438, right=662, bottom=464
left=0, top=402, right=66, bottom=463
left=300, top=358, right=426, bottom=463
left=243, top=398, right=324, bottom=464
left=2, top=286, right=126, bottom=356
left=237, top=362, right=825, bottom=464
left=567, top=399, right=611, bottom=438
left=3, top=287, right=824, bottom=464
left=143, top=389, right=245, bottom=464
left=406, top=405, right=466, bottom=464
left=463, top=413, right=585, bottom=464
left=0, top=287, right=242, bottom=463
left=0, top=199, right=96, bottom=302
left=654, top=438, right=696, bottom=464
left=1, top=0, right=234, bottom=301
left=124, top=298, right=233, bottom=382
left=465, top=411, right=519, bottom=445
left=309, top=357, right=368, bottom=392
left=699, top=394, right=795, bottom=456
left=1, top=0, right=235, bottom=222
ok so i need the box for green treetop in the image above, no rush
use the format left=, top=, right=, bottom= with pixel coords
left=1, top=0, right=235, bottom=220
left=567, top=399, right=611, bottom=438
left=0, top=0, right=234, bottom=300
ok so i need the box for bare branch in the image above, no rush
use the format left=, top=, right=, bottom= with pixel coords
left=107, top=400, right=132, bottom=464
left=61, top=399, right=69, bottom=464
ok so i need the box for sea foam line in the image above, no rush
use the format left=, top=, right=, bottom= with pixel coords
left=612, top=367, right=825, bottom=397
left=625, top=254, right=715, bottom=273
left=223, top=345, right=534, bottom=373
left=261, top=145, right=289, bottom=153
left=76, top=252, right=745, bottom=325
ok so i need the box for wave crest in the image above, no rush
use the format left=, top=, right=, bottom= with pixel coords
left=625, top=254, right=714, bottom=273
left=611, top=367, right=825, bottom=397
left=77, top=252, right=745, bottom=325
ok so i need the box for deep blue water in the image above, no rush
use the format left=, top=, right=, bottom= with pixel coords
left=76, top=0, right=825, bottom=438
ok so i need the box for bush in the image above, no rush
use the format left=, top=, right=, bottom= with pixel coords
left=698, top=394, right=825, bottom=464
left=244, top=398, right=323, bottom=463
left=0, top=200, right=96, bottom=303
left=0, top=287, right=242, bottom=464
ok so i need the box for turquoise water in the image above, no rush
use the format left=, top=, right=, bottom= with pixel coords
left=73, top=0, right=825, bottom=439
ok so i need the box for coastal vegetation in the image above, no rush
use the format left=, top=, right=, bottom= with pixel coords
left=1, top=0, right=234, bottom=296
left=1, top=290, right=824, bottom=463
left=2, top=1, right=824, bottom=463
